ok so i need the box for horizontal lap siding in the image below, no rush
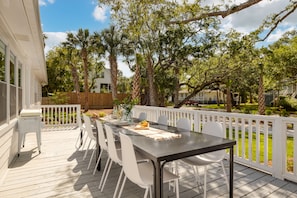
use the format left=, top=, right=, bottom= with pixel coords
left=0, top=121, right=18, bottom=184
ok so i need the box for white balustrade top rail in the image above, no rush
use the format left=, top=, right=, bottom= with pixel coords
left=132, top=105, right=297, bottom=183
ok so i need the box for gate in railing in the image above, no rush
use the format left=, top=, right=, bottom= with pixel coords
left=133, top=105, right=297, bottom=183
left=41, top=105, right=81, bottom=131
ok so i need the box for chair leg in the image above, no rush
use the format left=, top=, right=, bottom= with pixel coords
left=75, top=130, right=85, bottom=150
left=118, top=175, right=127, bottom=198
left=113, top=168, right=124, bottom=198
left=98, top=157, right=111, bottom=190
left=220, top=161, right=229, bottom=191
left=175, top=179, right=180, bottom=198
left=143, top=187, right=149, bottom=198
left=83, top=139, right=92, bottom=160
left=204, top=165, right=208, bottom=198
left=80, top=132, right=88, bottom=150
left=87, top=144, right=96, bottom=170
left=93, top=149, right=104, bottom=175
left=100, top=159, right=113, bottom=192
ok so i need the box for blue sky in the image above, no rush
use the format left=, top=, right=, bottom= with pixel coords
left=40, top=0, right=110, bottom=33
left=39, top=0, right=297, bottom=77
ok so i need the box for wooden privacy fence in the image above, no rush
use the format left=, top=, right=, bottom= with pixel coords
left=42, top=92, right=128, bottom=109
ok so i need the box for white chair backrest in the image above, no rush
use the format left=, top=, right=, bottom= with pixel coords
left=176, top=118, right=191, bottom=131
left=119, top=133, right=144, bottom=185
left=95, top=119, right=107, bottom=151
left=83, top=114, right=96, bottom=140
left=202, top=122, right=224, bottom=138
left=157, top=115, right=168, bottom=125
left=104, top=124, right=121, bottom=164
left=138, top=112, right=147, bottom=121
left=202, top=122, right=225, bottom=160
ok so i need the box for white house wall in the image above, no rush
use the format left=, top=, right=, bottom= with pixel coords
left=0, top=0, right=47, bottom=183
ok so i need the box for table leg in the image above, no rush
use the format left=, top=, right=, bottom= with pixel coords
left=153, top=160, right=163, bottom=198
left=229, top=146, right=234, bottom=198
left=80, top=129, right=83, bottom=146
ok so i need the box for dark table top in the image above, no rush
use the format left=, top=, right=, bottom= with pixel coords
left=107, top=122, right=236, bottom=163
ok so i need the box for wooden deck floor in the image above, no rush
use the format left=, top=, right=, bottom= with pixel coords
left=1, top=129, right=297, bottom=198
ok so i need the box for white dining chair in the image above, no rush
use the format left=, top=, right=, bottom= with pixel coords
left=181, top=122, right=229, bottom=198
left=138, top=112, right=147, bottom=121
left=98, top=124, right=147, bottom=196
left=157, top=115, right=168, bottom=125
left=176, top=118, right=191, bottom=131
left=171, top=118, right=191, bottom=178
left=118, top=132, right=180, bottom=198
left=82, top=114, right=97, bottom=161
left=88, top=119, right=107, bottom=173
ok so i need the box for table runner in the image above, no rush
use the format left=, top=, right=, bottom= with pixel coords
left=123, top=125, right=181, bottom=141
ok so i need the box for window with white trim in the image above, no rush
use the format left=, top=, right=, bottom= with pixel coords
left=0, top=40, right=7, bottom=124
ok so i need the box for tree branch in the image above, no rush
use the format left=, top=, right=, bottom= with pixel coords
left=169, top=0, right=263, bottom=24
left=259, top=2, right=297, bottom=41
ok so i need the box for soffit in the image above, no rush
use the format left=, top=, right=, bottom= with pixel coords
left=0, top=0, right=47, bottom=84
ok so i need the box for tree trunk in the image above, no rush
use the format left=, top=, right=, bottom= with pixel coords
left=132, top=53, right=141, bottom=104
left=249, top=90, right=253, bottom=103
left=82, top=48, right=89, bottom=112
left=173, top=67, right=180, bottom=108
left=70, top=63, right=81, bottom=104
left=146, top=53, right=158, bottom=106
left=258, top=68, right=265, bottom=115
left=226, top=87, right=232, bottom=112
left=109, top=55, right=118, bottom=101
left=216, top=89, right=220, bottom=106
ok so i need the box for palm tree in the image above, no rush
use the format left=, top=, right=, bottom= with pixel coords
left=100, top=26, right=125, bottom=102
left=64, top=29, right=93, bottom=112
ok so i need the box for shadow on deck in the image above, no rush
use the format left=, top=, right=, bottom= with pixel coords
left=0, top=129, right=297, bottom=198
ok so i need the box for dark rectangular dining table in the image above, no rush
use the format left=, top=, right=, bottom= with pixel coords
left=105, top=120, right=236, bottom=198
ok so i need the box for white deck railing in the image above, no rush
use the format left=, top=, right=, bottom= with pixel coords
left=41, top=105, right=81, bottom=130
left=132, top=105, right=297, bottom=183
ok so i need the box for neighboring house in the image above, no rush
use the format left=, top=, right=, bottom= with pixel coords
left=179, top=89, right=225, bottom=104
left=91, top=68, right=111, bottom=93
left=0, top=0, right=47, bottom=182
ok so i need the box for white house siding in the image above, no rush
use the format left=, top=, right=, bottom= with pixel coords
left=92, top=68, right=112, bottom=93
left=0, top=0, right=46, bottom=184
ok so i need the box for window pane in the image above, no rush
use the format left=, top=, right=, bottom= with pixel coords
left=18, top=62, right=22, bottom=87
left=10, top=85, right=16, bottom=119
left=0, top=81, right=7, bottom=125
left=10, top=52, right=15, bottom=85
left=0, top=40, right=5, bottom=81
left=18, top=87, right=22, bottom=113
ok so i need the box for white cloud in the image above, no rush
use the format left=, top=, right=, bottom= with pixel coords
left=93, top=5, right=108, bottom=22
left=43, top=32, right=67, bottom=54
left=207, top=0, right=296, bottom=43
left=39, top=0, right=55, bottom=6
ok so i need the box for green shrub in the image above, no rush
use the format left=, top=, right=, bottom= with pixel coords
left=98, top=112, right=106, bottom=117
left=265, top=109, right=272, bottom=115
left=280, top=109, right=290, bottom=117
left=279, top=97, right=297, bottom=111
left=242, top=108, right=251, bottom=114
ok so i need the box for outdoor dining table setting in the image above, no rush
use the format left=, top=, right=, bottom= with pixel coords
left=99, top=115, right=236, bottom=198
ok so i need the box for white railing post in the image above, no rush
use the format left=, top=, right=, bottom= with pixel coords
left=272, top=117, right=285, bottom=180
left=77, top=105, right=82, bottom=128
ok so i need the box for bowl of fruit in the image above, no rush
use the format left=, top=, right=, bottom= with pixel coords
left=135, top=120, right=150, bottom=130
